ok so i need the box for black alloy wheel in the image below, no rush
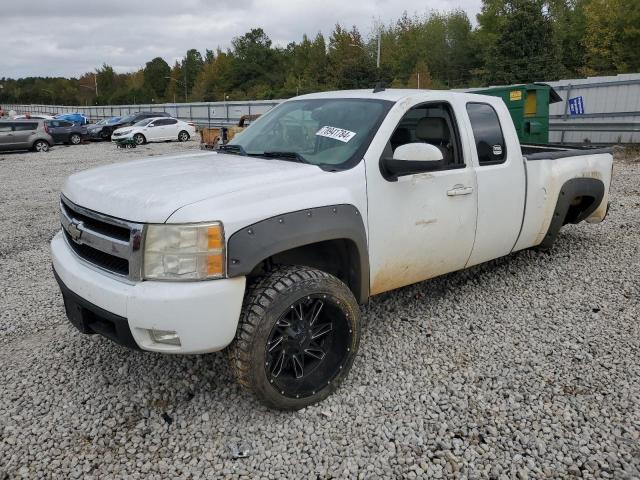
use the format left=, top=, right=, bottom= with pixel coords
left=229, top=266, right=360, bottom=410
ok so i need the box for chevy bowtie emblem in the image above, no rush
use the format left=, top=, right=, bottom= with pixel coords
left=67, top=220, right=83, bottom=242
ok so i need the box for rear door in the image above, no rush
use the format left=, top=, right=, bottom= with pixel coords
left=463, top=101, right=526, bottom=267
left=0, top=123, right=15, bottom=149
left=12, top=122, right=39, bottom=148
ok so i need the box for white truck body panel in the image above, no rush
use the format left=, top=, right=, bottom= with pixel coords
left=167, top=160, right=368, bottom=242
left=63, top=152, right=328, bottom=224
left=513, top=152, right=612, bottom=251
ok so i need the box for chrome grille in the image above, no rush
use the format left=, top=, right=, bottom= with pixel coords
left=60, top=196, right=144, bottom=281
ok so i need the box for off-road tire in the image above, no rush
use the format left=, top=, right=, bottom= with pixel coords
left=228, top=265, right=360, bottom=410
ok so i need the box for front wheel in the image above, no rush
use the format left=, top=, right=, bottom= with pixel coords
left=133, top=133, right=145, bottom=145
left=178, top=130, right=190, bottom=142
left=228, top=266, right=360, bottom=410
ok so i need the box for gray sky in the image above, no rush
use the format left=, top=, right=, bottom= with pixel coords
left=1, top=0, right=482, bottom=79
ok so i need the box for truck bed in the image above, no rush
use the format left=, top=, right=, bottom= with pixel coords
left=521, top=144, right=613, bottom=160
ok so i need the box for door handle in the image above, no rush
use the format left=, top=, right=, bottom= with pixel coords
left=447, top=185, right=474, bottom=196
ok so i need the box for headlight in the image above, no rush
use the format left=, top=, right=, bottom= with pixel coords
left=143, top=222, right=225, bottom=280
left=118, top=130, right=132, bottom=135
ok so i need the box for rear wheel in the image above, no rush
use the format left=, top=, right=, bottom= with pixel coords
left=178, top=130, right=190, bottom=142
left=69, top=133, right=81, bottom=145
left=33, top=140, right=50, bottom=152
left=133, top=133, right=145, bottom=145
left=228, top=266, right=360, bottom=410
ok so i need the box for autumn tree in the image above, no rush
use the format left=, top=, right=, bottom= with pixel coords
left=583, top=0, right=640, bottom=74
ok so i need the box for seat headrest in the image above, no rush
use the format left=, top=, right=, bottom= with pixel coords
left=416, top=117, right=449, bottom=143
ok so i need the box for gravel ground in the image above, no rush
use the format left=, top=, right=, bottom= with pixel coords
left=0, top=141, right=639, bottom=479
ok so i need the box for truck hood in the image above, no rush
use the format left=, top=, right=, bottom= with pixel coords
left=63, top=152, right=322, bottom=223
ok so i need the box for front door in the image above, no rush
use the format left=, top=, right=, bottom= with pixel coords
left=365, top=101, right=478, bottom=295
left=144, top=120, right=163, bottom=141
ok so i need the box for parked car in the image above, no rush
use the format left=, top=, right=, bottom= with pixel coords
left=13, top=114, right=55, bottom=120
left=108, top=111, right=171, bottom=137
left=111, top=117, right=196, bottom=145
left=54, top=113, right=89, bottom=125
left=86, top=116, right=121, bottom=141
left=0, top=119, right=54, bottom=152
left=45, top=119, right=88, bottom=145
left=51, top=89, right=613, bottom=410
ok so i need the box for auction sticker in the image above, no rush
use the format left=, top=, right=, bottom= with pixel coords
left=316, top=126, right=356, bottom=143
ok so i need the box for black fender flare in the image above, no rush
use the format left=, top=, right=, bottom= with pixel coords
left=226, top=205, right=369, bottom=303
left=539, top=177, right=605, bottom=249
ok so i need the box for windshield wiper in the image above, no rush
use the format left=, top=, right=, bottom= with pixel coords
left=218, top=144, right=247, bottom=155
left=260, top=151, right=309, bottom=164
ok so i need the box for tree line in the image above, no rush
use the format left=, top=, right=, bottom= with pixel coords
left=1, top=0, right=638, bottom=106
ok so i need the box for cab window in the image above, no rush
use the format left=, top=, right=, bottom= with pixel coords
left=466, top=103, right=506, bottom=165
left=386, top=102, right=464, bottom=168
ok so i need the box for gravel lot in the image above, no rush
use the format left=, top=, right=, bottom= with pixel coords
left=0, top=141, right=638, bottom=479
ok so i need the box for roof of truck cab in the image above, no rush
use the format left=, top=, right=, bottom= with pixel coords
left=293, top=88, right=492, bottom=103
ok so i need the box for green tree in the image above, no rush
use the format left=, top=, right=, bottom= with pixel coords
left=228, top=28, right=282, bottom=97
left=482, top=0, right=563, bottom=84
left=327, top=24, right=377, bottom=89
left=182, top=48, right=204, bottom=95
left=143, top=57, right=171, bottom=99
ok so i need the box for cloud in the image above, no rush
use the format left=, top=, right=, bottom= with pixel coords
left=0, top=0, right=482, bottom=78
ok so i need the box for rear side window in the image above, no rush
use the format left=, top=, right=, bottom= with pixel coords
left=0, top=124, right=12, bottom=132
left=466, top=103, right=506, bottom=165
left=14, top=123, right=38, bottom=131
left=165, top=119, right=178, bottom=125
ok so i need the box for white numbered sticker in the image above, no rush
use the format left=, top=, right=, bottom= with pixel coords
left=316, top=126, right=356, bottom=143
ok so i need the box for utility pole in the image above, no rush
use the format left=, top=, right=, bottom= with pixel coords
left=376, top=31, right=381, bottom=69
left=94, top=74, right=98, bottom=97
left=183, top=60, right=188, bottom=103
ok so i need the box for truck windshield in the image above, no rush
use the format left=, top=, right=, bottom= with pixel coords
left=227, top=98, right=393, bottom=168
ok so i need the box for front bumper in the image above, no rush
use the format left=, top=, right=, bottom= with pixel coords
left=51, top=231, right=246, bottom=354
left=88, top=129, right=106, bottom=140
left=111, top=133, right=134, bottom=142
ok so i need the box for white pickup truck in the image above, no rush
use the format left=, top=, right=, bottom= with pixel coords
left=51, top=89, right=613, bottom=409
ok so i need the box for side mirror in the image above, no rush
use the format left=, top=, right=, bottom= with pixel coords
left=382, top=143, right=444, bottom=180
left=148, top=123, right=155, bottom=128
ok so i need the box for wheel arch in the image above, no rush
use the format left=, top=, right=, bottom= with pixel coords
left=226, top=205, right=370, bottom=303
left=539, top=177, right=605, bottom=249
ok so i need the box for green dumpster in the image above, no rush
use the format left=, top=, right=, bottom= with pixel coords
left=472, top=83, right=562, bottom=144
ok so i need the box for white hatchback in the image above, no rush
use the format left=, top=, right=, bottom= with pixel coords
left=111, top=117, right=196, bottom=145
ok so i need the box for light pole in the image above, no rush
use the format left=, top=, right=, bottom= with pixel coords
left=165, top=76, right=187, bottom=103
